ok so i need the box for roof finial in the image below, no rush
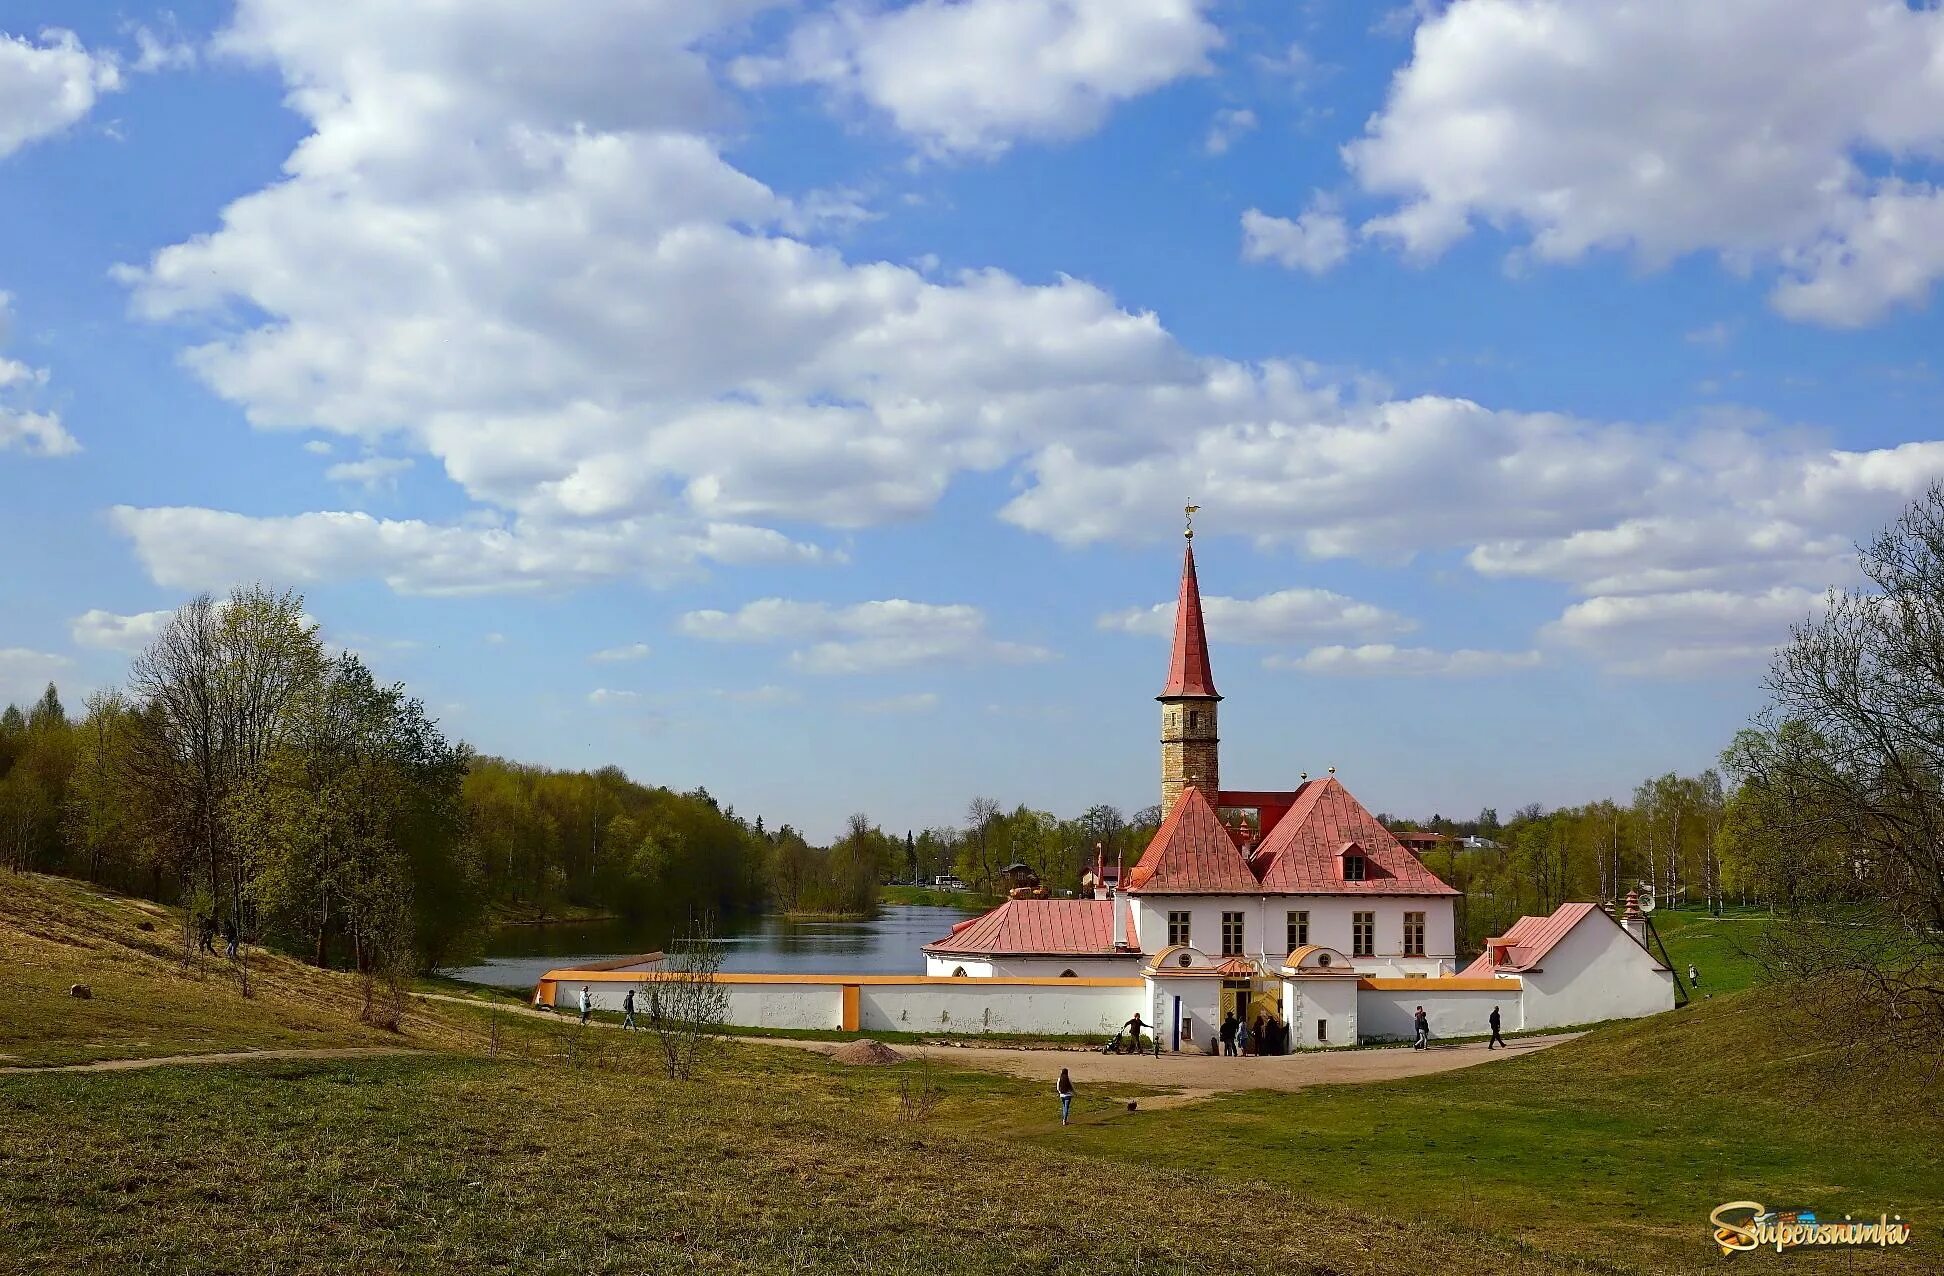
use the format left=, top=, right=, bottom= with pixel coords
left=1184, top=502, right=1200, bottom=541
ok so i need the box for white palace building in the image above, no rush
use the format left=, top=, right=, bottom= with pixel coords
left=538, top=526, right=1676, bottom=1048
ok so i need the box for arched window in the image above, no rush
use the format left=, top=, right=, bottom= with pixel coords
left=1059, top=969, right=1077, bottom=979
left=951, top=966, right=968, bottom=978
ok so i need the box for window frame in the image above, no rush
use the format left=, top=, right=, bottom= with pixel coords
left=1352, top=910, right=1375, bottom=958
left=1286, top=909, right=1309, bottom=954
left=1167, top=910, right=1191, bottom=948
left=1402, top=911, right=1426, bottom=957
left=1220, top=911, right=1245, bottom=956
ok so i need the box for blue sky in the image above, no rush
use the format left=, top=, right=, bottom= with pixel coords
left=5, top=0, right=1944, bottom=840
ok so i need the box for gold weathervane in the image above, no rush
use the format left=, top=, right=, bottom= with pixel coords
left=1184, top=503, right=1201, bottom=540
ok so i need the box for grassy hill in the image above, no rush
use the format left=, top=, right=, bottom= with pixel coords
left=2, top=874, right=1936, bottom=1273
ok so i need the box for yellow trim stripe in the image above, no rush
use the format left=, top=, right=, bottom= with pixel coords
left=538, top=969, right=1146, bottom=988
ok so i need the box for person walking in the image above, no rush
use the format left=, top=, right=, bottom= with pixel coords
left=578, top=984, right=592, bottom=1026
left=1219, top=1011, right=1238, bottom=1057
left=622, top=987, right=637, bottom=1031
left=1487, top=1005, right=1506, bottom=1050
left=1688, top=963, right=1700, bottom=988
left=1413, top=1005, right=1429, bottom=1050
left=1251, top=1014, right=1265, bottom=1057
left=1056, top=1068, right=1075, bottom=1126
left=1235, top=1016, right=1252, bottom=1057
left=1120, top=1012, right=1147, bottom=1055
left=197, top=915, right=216, bottom=955
left=222, top=917, right=239, bottom=960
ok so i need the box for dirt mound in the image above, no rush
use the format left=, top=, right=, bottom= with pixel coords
left=829, top=1038, right=904, bottom=1066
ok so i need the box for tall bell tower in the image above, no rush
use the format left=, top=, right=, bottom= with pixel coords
left=1159, top=505, right=1220, bottom=814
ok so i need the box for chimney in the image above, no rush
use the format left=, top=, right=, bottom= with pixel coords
left=1111, top=885, right=1132, bottom=950
left=1621, top=891, right=1648, bottom=948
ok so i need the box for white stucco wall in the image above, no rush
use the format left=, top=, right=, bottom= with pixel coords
left=1281, top=976, right=1359, bottom=1048
left=860, top=982, right=1143, bottom=1036
left=1146, top=975, right=1225, bottom=1053
left=1131, top=894, right=1456, bottom=975
left=922, top=954, right=1143, bottom=979
left=1356, top=985, right=1523, bottom=1043
left=1518, top=915, right=1675, bottom=1030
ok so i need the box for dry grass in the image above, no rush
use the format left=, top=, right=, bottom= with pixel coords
left=0, top=872, right=471, bottom=1067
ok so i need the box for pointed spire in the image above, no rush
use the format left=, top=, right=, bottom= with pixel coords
left=1159, top=536, right=1219, bottom=700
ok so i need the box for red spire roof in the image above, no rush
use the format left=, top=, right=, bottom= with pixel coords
left=1125, top=787, right=1258, bottom=894
left=1159, top=541, right=1219, bottom=700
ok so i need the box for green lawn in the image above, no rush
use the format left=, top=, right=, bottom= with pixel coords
left=1648, top=906, right=1775, bottom=993
left=1021, top=987, right=1941, bottom=1271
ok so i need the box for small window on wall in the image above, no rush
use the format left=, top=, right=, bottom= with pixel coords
left=1168, top=911, right=1191, bottom=947
left=1317, top=1019, right=1328, bottom=1042
left=1286, top=910, right=1309, bottom=953
left=1352, top=911, right=1375, bottom=957
left=1221, top=911, right=1244, bottom=956
left=1343, top=853, right=1367, bottom=882
left=1059, top=969, right=1077, bottom=978
left=1188, top=709, right=1202, bottom=731
left=951, top=967, right=967, bottom=978
left=1403, top=911, right=1426, bottom=957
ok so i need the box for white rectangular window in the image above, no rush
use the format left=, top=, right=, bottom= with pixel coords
left=1352, top=911, right=1375, bottom=957
left=1286, top=910, right=1309, bottom=954
left=1220, top=911, right=1244, bottom=956
left=1168, top=911, right=1191, bottom=948
left=1403, top=911, right=1426, bottom=957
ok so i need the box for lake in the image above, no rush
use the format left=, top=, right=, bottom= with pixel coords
left=444, top=903, right=980, bottom=991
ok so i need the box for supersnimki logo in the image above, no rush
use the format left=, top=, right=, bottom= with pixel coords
left=1710, top=1202, right=1912, bottom=1255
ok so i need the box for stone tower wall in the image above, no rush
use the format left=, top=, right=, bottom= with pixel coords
left=1160, top=699, right=1220, bottom=812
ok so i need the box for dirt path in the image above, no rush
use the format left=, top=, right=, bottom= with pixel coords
left=0, top=1046, right=420, bottom=1077
left=770, top=1033, right=1578, bottom=1098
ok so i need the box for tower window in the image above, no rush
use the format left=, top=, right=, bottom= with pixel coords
left=1188, top=709, right=1202, bottom=731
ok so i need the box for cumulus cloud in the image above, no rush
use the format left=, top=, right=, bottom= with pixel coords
left=0, top=28, right=120, bottom=158
left=681, top=599, right=1050, bottom=674
left=1241, top=204, right=1351, bottom=275
left=325, top=456, right=413, bottom=490
left=1542, top=587, right=1824, bottom=677
left=0, top=647, right=71, bottom=704
left=1204, top=107, right=1257, bottom=156
left=590, top=642, right=651, bottom=663
left=0, top=295, right=78, bottom=458
left=71, top=608, right=175, bottom=652
left=109, top=506, right=832, bottom=596
left=1100, top=587, right=1413, bottom=644
left=1346, top=0, right=1944, bottom=325
left=587, top=688, right=643, bottom=706
left=1267, top=644, right=1542, bottom=676
left=733, top=0, right=1220, bottom=158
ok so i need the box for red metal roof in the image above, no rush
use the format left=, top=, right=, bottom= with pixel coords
left=922, top=898, right=1136, bottom=956
left=1250, top=778, right=1461, bottom=896
left=1159, top=542, right=1219, bottom=700
left=1125, top=787, right=1261, bottom=894
left=1458, top=901, right=1653, bottom=975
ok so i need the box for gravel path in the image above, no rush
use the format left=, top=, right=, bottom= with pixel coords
left=0, top=1046, right=420, bottom=1076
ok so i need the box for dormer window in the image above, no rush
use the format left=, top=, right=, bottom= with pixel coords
left=1343, top=853, right=1367, bottom=881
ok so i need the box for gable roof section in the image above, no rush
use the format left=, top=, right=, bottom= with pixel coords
left=922, top=898, right=1135, bottom=956
left=1125, top=786, right=1261, bottom=894
left=1251, top=777, right=1459, bottom=896
left=1459, top=901, right=1664, bottom=975
left=1159, top=543, right=1219, bottom=699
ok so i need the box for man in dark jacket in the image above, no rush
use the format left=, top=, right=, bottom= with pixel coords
left=1219, top=1011, right=1238, bottom=1056
left=1413, top=1006, right=1430, bottom=1050
left=1487, top=1005, right=1506, bottom=1050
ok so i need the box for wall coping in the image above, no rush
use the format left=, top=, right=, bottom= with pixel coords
left=1355, top=977, right=1520, bottom=991
left=538, top=968, right=1146, bottom=989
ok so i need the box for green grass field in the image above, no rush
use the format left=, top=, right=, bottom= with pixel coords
left=3, top=874, right=1936, bottom=1273
left=1649, top=906, right=1774, bottom=992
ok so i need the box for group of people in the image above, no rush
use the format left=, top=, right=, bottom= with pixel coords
left=575, top=984, right=661, bottom=1029
left=195, top=914, right=240, bottom=960
left=1218, top=1010, right=1288, bottom=1056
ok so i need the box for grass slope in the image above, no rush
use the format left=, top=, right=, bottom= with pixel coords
left=0, top=872, right=468, bottom=1066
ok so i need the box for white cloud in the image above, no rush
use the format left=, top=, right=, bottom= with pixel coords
left=1346, top=0, right=1944, bottom=325
left=590, top=642, right=651, bottom=663
left=733, top=0, right=1220, bottom=158
left=110, top=506, right=833, bottom=596
left=587, top=688, right=643, bottom=706
left=0, top=647, right=72, bottom=704
left=0, top=28, right=120, bottom=158
left=127, top=21, right=199, bottom=74
left=1542, top=587, right=1823, bottom=677
left=303, top=439, right=332, bottom=455
left=325, top=456, right=413, bottom=489
left=1241, top=204, right=1350, bottom=275
left=1100, top=588, right=1414, bottom=644
left=680, top=599, right=1050, bottom=674
left=71, top=608, right=175, bottom=652
left=854, top=691, right=939, bottom=714
left=1204, top=107, right=1256, bottom=156
left=1268, top=644, right=1542, bottom=676
left=0, top=295, right=78, bottom=458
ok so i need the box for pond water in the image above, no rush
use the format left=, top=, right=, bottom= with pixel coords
left=444, top=903, right=980, bottom=990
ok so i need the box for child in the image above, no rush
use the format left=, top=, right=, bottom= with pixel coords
left=1056, top=1068, right=1074, bottom=1126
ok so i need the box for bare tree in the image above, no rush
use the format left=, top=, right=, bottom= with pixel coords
left=646, top=918, right=729, bottom=1080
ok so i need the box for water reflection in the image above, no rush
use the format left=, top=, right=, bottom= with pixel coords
left=444, top=903, right=978, bottom=990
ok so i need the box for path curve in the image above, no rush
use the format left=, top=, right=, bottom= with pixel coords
left=0, top=1046, right=420, bottom=1076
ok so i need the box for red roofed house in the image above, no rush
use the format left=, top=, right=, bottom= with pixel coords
left=1456, top=893, right=1674, bottom=1031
